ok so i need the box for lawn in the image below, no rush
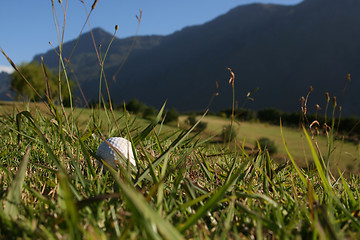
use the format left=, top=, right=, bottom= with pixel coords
left=1, top=101, right=360, bottom=239
left=1, top=1, right=360, bottom=237
left=3, top=101, right=358, bottom=175
left=179, top=115, right=360, bottom=175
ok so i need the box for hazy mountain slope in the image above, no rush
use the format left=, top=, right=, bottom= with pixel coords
left=0, top=72, right=11, bottom=100
left=33, top=28, right=163, bottom=102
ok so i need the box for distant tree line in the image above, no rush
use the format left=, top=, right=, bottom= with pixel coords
left=89, top=98, right=180, bottom=123
left=220, top=107, right=360, bottom=139
left=256, top=108, right=360, bottom=138
left=118, top=99, right=360, bottom=138
left=186, top=115, right=208, bottom=132
left=121, top=99, right=179, bottom=123
left=219, top=108, right=256, bottom=122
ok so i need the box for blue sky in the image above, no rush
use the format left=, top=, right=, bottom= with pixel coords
left=0, top=0, right=303, bottom=72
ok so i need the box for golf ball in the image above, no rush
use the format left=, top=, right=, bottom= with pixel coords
left=96, top=137, right=136, bottom=168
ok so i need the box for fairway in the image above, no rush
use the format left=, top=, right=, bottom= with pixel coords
left=1, top=101, right=360, bottom=239
left=0, top=101, right=177, bottom=136
left=2, top=1, right=360, bottom=238
left=180, top=115, right=360, bottom=174
left=2, top=102, right=359, bottom=175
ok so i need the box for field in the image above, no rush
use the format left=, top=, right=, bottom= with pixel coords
left=4, top=101, right=359, bottom=175
left=1, top=101, right=360, bottom=239
left=1, top=1, right=360, bottom=238
left=178, top=115, right=360, bottom=175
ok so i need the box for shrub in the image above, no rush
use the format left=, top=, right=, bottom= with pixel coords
left=164, top=108, right=179, bottom=123
left=281, top=112, right=301, bottom=127
left=257, top=137, right=277, bottom=154
left=142, top=106, right=157, bottom=120
left=196, top=122, right=208, bottom=132
left=187, top=115, right=196, bottom=125
left=187, top=115, right=207, bottom=131
left=257, top=108, right=282, bottom=124
left=340, top=116, right=359, bottom=135
left=219, top=108, right=256, bottom=121
left=236, top=108, right=256, bottom=121
left=126, top=99, right=146, bottom=114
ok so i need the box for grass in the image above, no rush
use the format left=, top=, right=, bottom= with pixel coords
left=0, top=100, right=177, bottom=136
left=0, top=101, right=360, bottom=239
left=180, top=115, right=360, bottom=175
left=1, top=1, right=360, bottom=238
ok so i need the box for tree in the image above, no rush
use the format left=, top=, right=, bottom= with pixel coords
left=220, top=108, right=256, bottom=121
left=164, top=108, right=179, bottom=123
left=142, top=106, right=157, bottom=120
left=126, top=99, right=146, bottom=114
left=257, top=137, right=277, bottom=154
left=10, top=61, right=72, bottom=102
left=187, top=114, right=207, bottom=132
left=257, top=108, right=282, bottom=124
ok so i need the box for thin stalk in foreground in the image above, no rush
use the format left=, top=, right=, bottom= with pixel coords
left=227, top=67, right=235, bottom=143
left=99, top=25, right=122, bottom=136
left=280, top=119, right=307, bottom=186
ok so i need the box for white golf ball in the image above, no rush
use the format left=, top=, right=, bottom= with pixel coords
left=96, top=137, right=136, bottom=168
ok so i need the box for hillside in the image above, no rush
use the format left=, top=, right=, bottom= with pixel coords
left=0, top=72, right=11, bottom=100
left=34, top=0, right=360, bottom=115
left=33, top=28, right=163, bottom=104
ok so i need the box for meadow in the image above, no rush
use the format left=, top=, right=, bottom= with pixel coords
left=4, top=102, right=359, bottom=175
left=1, top=1, right=360, bottom=239
left=178, top=115, right=360, bottom=176
left=0, top=100, right=360, bottom=239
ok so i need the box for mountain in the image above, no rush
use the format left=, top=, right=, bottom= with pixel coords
left=33, top=28, right=163, bottom=103
left=0, top=72, right=11, bottom=100
left=34, top=0, right=360, bottom=115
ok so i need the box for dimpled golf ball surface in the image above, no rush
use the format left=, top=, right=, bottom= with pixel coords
left=97, top=137, right=136, bottom=168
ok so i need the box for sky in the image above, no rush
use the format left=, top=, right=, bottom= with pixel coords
left=0, top=0, right=303, bottom=73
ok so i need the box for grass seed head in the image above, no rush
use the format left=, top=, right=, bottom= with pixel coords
left=325, top=92, right=330, bottom=103
left=136, top=9, right=143, bottom=24
left=227, top=67, right=235, bottom=86
left=91, top=0, right=98, bottom=10
left=316, top=104, right=321, bottom=111
left=347, top=73, right=351, bottom=81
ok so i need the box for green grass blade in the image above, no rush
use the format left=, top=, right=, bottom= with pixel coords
left=280, top=120, right=307, bottom=186
left=196, top=152, right=212, bottom=182
left=24, top=185, right=55, bottom=208
left=16, top=111, right=66, bottom=173
left=338, top=169, right=357, bottom=209
left=177, top=164, right=243, bottom=233
left=220, top=194, right=235, bottom=238
left=58, top=172, right=81, bottom=240
left=153, top=129, right=165, bottom=154
left=135, top=110, right=208, bottom=185
left=179, top=191, right=213, bottom=211
left=79, top=139, right=97, bottom=178
left=236, top=192, right=278, bottom=208
left=4, top=146, right=31, bottom=219
left=224, top=155, right=237, bottom=185
left=108, top=167, right=184, bottom=240
left=302, top=125, right=332, bottom=193
left=133, top=101, right=166, bottom=145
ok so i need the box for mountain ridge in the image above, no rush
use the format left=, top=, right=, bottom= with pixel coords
left=0, top=72, right=11, bottom=100
left=30, top=0, right=360, bottom=115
